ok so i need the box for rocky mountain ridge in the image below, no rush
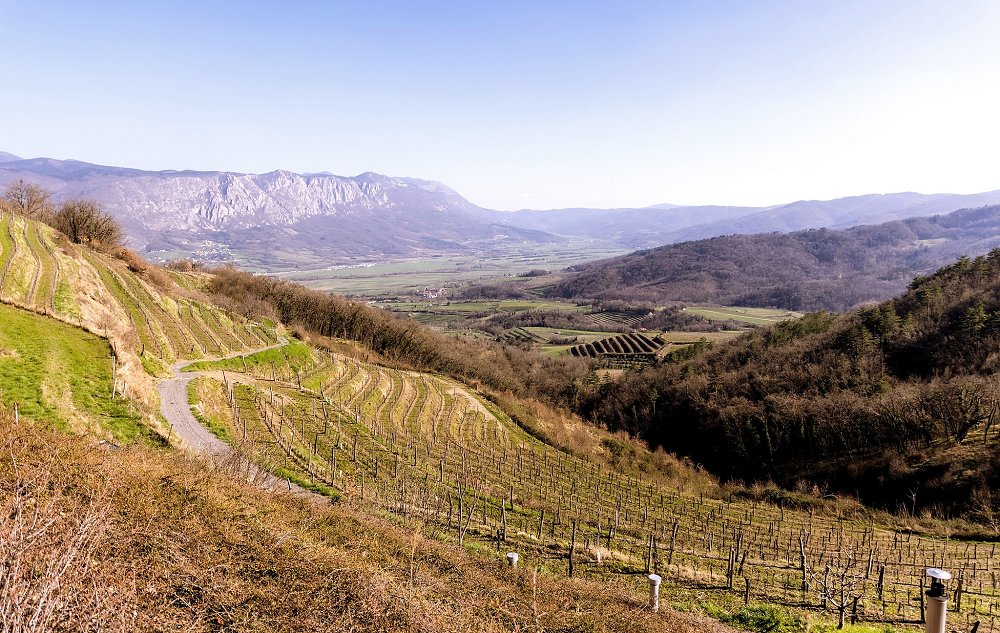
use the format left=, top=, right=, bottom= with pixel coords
left=0, top=156, right=543, bottom=267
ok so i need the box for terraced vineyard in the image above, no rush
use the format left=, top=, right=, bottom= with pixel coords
left=586, top=309, right=647, bottom=329
left=85, top=251, right=276, bottom=362
left=0, top=211, right=277, bottom=363
left=497, top=327, right=546, bottom=345
left=190, top=340, right=1000, bottom=631
left=0, top=211, right=80, bottom=318
left=570, top=333, right=665, bottom=367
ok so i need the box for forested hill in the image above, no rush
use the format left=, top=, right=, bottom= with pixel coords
left=581, top=250, right=1000, bottom=516
left=547, top=204, right=1000, bottom=311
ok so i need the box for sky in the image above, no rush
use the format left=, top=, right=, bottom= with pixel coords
left=1, top=0, right=999, bottom=211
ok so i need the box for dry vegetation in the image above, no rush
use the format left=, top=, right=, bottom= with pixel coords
left=0, top=409, right=734, bottom=632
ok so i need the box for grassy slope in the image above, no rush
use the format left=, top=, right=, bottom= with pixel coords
left=187, top=375, right=234, bottom=442
left=0, top=412, right=733, bottom=633
left=3, top=214, right=33, bottom=300
left=0, top=302, right=152, bottom=442
left=184, top=336, right=311, bottom=375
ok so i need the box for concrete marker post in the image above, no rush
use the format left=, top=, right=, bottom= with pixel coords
left=506, top=552, right=519, bottom=568
left=648, top=573, right=662, bottom=613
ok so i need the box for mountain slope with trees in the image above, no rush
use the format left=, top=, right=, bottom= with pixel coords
left=581, top=251, right=1000, bottom=518
left=547, top=204, right=1000, bottom=311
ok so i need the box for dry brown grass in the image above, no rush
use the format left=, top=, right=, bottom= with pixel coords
left=0, top=409, right=736, bottom=633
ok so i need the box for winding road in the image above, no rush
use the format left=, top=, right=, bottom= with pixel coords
left=156, top=338, right=312, bottom=496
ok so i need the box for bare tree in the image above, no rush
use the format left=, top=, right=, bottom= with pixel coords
left=3, top=179, right=54, bottom=218
left=52, top=199, right=123, bottom=247
left=812, top=547, right=865, bottom=629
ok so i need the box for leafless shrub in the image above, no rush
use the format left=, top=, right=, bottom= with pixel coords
left=0, top=437, right=134, bottom=631
left=50, top=199, right=122, bottom=248
left=2, top=179, right=54, bottom=219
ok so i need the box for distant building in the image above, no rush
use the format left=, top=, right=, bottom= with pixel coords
left=421, top=286, right=446, bottom=300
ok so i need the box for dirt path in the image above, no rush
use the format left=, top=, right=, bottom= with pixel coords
left=157, top=338, right=315, bottom=496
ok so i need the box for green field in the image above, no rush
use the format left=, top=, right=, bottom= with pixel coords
left=0, top=302, right=148, bottom=441
left=684, top=306, right=803, bottom=325
left=659, top=330, right=744, bottom=343
left=184, top=337, right=310, bottom=376
left=522, top=326, right=611, bottom=339
left=381, top=299, right=592, bottom=331
left=280, top=243, right=629, bottom=298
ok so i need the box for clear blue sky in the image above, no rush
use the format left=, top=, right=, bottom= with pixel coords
left=2, top=0, right=999, bottom=210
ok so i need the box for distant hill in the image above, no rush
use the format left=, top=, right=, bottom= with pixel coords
left=0, top=157, right=552, bottom=269
left=582, top=251, right=1000, bottom=515
left=509, top=191, right=1000, bottom=247
left=506, top=204, right=765, bottom=246
left=545, top=204, right=1000, bottom=311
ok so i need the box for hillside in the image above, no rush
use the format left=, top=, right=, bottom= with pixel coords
left=173, top=306, right=1000, bottom=633
left=545, top=204, right=1000, bottom=311
left=581, top=249, right=1000, bottom=517
left=10, top=207, right=1000, bottom=630
left=1, top=408, right=730, bottom=632
left=0, top=211, right=734, bottom=631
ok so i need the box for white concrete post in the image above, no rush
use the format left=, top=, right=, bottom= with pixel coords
left=648, top=573, right=662, bottom=612
left=506, top=552, right=519, bottom=568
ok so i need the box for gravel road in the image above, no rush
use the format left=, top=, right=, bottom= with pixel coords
left=156, top=339, right=312, bottom=496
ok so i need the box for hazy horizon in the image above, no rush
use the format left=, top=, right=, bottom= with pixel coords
left=2, top=0, right=999, bottom=211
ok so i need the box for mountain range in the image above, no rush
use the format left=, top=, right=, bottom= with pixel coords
left=3, top=151, right=1000, bottom=270
left=0, top=153, right=550, bottom=268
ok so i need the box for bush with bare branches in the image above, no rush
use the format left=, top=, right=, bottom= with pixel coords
left=2, top=179, right=54, bottom=219
left=51, top=199, right=122, bottom=248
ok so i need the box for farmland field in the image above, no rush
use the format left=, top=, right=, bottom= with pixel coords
left=278, top=242, right=629, bottom=298
left=570, top=333, right=666, bottom=365
left=187, top=337, right=1000, bottom=632
left=684, top=305, right=803, bottom=325
left=84, top=251, right=277, bottom=362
